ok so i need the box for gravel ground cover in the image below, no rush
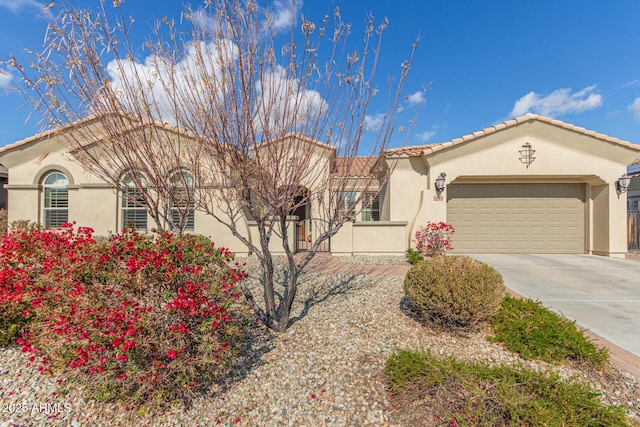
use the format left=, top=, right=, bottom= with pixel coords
left=337, top=255, right=410, bottom=266
left=1, top=256, right=638, bottom=426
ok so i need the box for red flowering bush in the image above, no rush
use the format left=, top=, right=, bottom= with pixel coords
left=413, top=222, right=455, bottom=258
left=0, top=223, right=249, bottom=409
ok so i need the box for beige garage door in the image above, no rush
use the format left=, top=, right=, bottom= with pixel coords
left=447, top=183, right=585, bottom=253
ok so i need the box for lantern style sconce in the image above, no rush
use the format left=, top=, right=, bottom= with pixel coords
left=434, top=172, right=446, bottom=196
left=616, top=174, right=632, bottom=193
left=519, top=142, right=536, bottom=168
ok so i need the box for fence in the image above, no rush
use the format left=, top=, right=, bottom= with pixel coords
left=295, top=218, right=330, bottom=252
left=628, top=211, right=640, bottom=250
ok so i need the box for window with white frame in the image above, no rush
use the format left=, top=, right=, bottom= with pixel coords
left=43, top=172, right=69, bottom=228
left=170, top=170, right=195, bottom=232
left=121, top=175, right=148, bottom=231
left=337, top=191, right=358, bottom=218
left=361, top=191, right=380, bottom=221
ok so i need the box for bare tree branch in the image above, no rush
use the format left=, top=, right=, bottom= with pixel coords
left=6, top=0, right=421, bottom=331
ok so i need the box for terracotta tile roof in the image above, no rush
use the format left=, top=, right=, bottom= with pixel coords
left=333, top=156, right=378, bottom=177
left=384, top=114, right=640, bottom=157
left=252, top=132, right=336, bottom=152
left=0, top=112, right=200, bottom=155
left=0, top=115, right=100, bottom=155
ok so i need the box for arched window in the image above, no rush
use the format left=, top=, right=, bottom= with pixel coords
left=170, top=170, right=195, bottom=232
left=43, top=172, right=69, bottom=228
left=121, top=174, right=148, bottom=231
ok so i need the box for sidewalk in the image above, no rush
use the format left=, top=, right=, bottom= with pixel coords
left=298, top=253, right=640, bottom=379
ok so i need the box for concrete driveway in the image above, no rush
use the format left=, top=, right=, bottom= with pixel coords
left=467, top=254, right=640, bottom=359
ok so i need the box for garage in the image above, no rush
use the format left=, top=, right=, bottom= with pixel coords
left=447, top=183, right=586, bottom=253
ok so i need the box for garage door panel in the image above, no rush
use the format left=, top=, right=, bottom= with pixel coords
left=447, top=183, right=585, bottom=254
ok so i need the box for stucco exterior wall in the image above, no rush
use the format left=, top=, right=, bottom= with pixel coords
left=387, top=157, right=428, bottom=248
left=385, top=120, right=638, bottom=256
left=1, top=115, right=638, bottom=257
left=331, top=221, right=407, bottom=256
left=352, top=221, right=407, bottom=255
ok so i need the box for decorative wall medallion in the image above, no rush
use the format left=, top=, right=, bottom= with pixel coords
left=519, top=142, right=535, bottom=168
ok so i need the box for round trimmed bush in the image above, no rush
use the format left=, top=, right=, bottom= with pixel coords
left=403, top=256, right=505, bottom=330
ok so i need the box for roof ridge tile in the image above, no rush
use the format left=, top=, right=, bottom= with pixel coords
left=383, top=114, right=639, bottom=157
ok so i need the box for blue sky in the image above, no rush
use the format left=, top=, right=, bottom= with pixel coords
left=1, top=0, right=640, bottom=150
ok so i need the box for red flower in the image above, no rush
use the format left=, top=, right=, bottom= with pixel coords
left=122, top=339, right=136, bottom=352
left=166, top=349, right=178, bottom=359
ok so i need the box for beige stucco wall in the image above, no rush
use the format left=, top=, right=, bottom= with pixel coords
left=246, top=219, right=298, bottom=256
left=352, top=221, right=407, bottom=255
left=385, top=120, right=640, bottom=257
left=386, top=157, right=428, bottom=248
left=331, top=220, right=407, bottom=256
left=2, top=117, right=638, bottom=257
left=0, top=129, right=260, bottom=255
left=2, top=129, right=118, bottom=233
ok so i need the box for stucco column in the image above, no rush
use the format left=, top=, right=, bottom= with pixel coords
left=609, top=182, right=629, bottom=257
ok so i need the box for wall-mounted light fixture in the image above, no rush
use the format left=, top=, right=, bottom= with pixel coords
left=616, top=174, right=632, bottom=193
left=434, top=172, right=447, bottom=196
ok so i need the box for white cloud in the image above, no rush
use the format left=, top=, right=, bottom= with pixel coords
left=629, top=98, right=640, bottom=121
left=254, top=64, right=327, bottom=133
left=417, top=129, right=436, bottom=142
left=105, top=40, right=239, bottom=124
left=192, top=9, right=220, bottom=33
left=406, top=91, right=425, bottom=106
left=193, top=1, right=302, bottom=35
left=0, top=69, right=13, bottom=89
left=364, top=113, right=385, bottom=132
left=265, top=0, right=302, bottom=33
left=509, top=85, right=603, bottom=118
left=0, top=0, right=50, bottom=17
left=623, top=80, right=640, bottom=88
left=105, top=39, right=327, bottom=136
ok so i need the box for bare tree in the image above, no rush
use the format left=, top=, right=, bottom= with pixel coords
left=8, top=0, right=420, bottom=331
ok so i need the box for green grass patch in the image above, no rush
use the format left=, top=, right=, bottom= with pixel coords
left=490, top=296, right=608, bottom=367
left=385, top=349, right=630, bottom=427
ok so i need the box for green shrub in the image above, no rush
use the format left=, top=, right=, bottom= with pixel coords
left=403, top=256, right=505, bottom=330
left=0, top=322, right=22, bottom=346
left=405, top=248, right=424, bottom=265
left=385, top=349, right=631, bottom=427
left=490, top=296, right=609, bottom=367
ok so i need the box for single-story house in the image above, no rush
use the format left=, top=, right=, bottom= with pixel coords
left=1, top=114, right=638, bottom=257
